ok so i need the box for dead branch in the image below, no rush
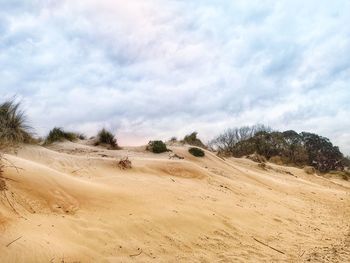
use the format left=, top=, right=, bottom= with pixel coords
left=6, top=236, right=22, bottom=247
left=252, top=237, right=285, bottom=255
left=129, top=248, right=143, bottom=257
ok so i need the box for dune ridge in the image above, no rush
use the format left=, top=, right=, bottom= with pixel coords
left=0, top=142, right=349, bottom=262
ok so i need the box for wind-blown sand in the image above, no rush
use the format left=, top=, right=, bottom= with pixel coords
left=0, top=141, right=349, bottom=262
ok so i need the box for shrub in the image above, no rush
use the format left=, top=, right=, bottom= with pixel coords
left=147, top=140, right=167, bottom=153
left=118, top=157, right=132, bottom=169
left=210, top=126, right=346, bottom=173
left=96, top=128, right=119, bottom=149
left=45, top=127, right=78, bottom=144
left=188, top=147, right=205, bottom=157
left=182, top=132, right=206, bottom=148
left=0, top=99, right=32, bottom=149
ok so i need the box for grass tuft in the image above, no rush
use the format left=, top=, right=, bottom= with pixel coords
left=0, top=99, right=32, bottom=149
left=45, top=127, right=78, bottom=144
left=96, top=128, right=119, bottom=149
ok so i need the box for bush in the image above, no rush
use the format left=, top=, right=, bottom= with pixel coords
left=96, top=128, right=119, bottom=149
left=188, top=147, right=205, bottom=157
left=118, top=157, right=132, bottom=169
left=0, top=99, right=32, bottom=149
left=182, top=132, right=206, bottom=148
left=45, top=127, right=78, bottom=144
left=147, top=140, right=167, bottom=153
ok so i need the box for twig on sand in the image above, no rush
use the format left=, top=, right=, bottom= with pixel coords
left=71, top=168, right=83, bottom=174
left=252, top=237, right=285, bottom=255
left=129, top=248, right=143, bottom=257
left=6, top=236, right=22, bottom=247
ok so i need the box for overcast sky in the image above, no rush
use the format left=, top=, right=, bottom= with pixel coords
left=1, top=0, right=349, bottom=154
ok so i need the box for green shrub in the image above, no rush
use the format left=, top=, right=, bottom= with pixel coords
left=45, top=127, right=78, bottom=144
left=96, top=128, right=119, bottom=149
left=147, top=140, right=167, bottom=153
left=189, top=147, right=205, bottom=157
left=0, top=99, right=32, bottom=149
left=182, top=132, right=206, bottom=148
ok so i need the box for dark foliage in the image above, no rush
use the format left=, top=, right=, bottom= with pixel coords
left=147, top=140, right=167, bottom=153
left=212, top=127, right=345, bottom=173
left=182, top=132, right=206, bottom=148
left=188, top=147, right=205, bottom=157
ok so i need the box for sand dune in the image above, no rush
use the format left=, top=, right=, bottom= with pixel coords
left=0, top=142, right=349, bottom=262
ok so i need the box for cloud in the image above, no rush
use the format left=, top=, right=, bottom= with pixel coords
left=1, top=0, right=349, bottom=154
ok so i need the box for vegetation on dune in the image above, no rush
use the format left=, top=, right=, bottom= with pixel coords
left=182, top=132, right=206, bottom=148
left=118, top=157, right=132, bottom=169
left=0, top=99, right=33, bottom=149
left=147, top=140, right=168, bottom=153
left=96, top=128, right=119, bottom=149
left=188, top=147, right=205, bottom=157
left=210, top=126, right=346, bottom=173
left=45, top=127, right=78, bottom=144
left=209, top=124, right=271, bottom=155
left=0, top=99, right=33, bottom=189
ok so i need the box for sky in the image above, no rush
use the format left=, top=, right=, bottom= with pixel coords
left=1, top=0, right=349, bottom=154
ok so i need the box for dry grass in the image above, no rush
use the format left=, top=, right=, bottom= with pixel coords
left=0, top=99, right=32, bottom=148
left=247, top=153, right=267, bottom=163
left=0, top=153, right=7, bottom=191
left=118, top=157, right=132, bottom=169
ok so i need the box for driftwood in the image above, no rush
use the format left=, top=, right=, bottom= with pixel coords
left=252, top=237, right=285, bottom=255
left=6, top=236, right=22, bottom=247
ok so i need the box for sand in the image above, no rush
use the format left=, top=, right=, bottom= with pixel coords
left=0, top=141, right=349, bottom=262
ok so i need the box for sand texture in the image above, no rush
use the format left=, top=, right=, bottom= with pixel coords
left=0, top=142, right=349, bottom=262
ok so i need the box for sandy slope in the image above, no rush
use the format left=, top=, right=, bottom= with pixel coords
left=0, top=142, right=349, bottom=262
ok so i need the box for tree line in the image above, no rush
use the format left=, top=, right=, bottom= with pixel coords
left=209, top=125, right=348, bottom=173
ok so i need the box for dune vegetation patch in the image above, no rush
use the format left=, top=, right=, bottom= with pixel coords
left=0, top=99, right=33, bottom=191
left=95, top=128, right=120, bottom=149
left=45, top=127, right=79, bottom=144
left=147, top=140, right=168, bottom=153
left=188, top=147, right=205, bottom=157
left=182, top=132, right=206, bottom=148
left=0, top=99, right=33, bottom=148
